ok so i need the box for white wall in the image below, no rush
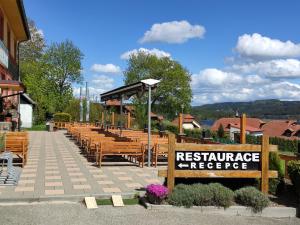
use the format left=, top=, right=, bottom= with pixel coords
left=183, top=123, right=195, bottom=130
left=20, top=104, right=33, bottom=128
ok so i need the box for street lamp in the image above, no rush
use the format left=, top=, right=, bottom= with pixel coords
left=141, top=79, right=161, bottom=167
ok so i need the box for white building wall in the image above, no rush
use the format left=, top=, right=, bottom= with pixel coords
left=183, top=123, right=195, bottom=130
left=20, top=104, right=33, bottom=128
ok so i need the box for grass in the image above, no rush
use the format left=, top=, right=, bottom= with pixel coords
left=24, top=124, right=47, bottom=131
left=96, top=198, right=139, bottom=206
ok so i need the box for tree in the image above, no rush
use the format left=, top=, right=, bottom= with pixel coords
left=42, top=40, right=83, bottom=112
left=124, top=52, right=192, bottom=119
left=217, top=124, right=225, bottom=138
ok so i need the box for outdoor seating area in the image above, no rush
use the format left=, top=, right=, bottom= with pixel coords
left=66, top=123, right=169, bottom=167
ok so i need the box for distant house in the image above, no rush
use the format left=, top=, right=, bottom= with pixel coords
left=104, top=99, right=133, bottom=114
left=211, top=117, right=264, bottom=141
left=20, top=93, right=36, bottom=128
left=172, top=114, right=201, bottom=130
left=262, top=120, right=300, bottom=140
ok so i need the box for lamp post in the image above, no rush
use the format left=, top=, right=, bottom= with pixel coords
left=141, top=79, right=160, bottom=167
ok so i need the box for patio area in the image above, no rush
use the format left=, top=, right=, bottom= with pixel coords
left=0, top=131, right=164, bottom=200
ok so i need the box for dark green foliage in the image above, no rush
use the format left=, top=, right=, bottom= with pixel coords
left=168, top=183, right=234, bottom=208
left=191, top=184, right=214, bottom=206
left=162, top=121, right=179, bottom=135
left=217, top=124, right=225, bottom=138
left=207, top=183, right=234, bottom=208
left=167, top=184, right=194, bottom=208
left=234, top=187, right=269, bottom=213
left=53, top=113, right=71, bottom=122
left=287, top=160, right=300, bottom=196
left=184, top=129, right=202, bottom=138
left=191, top=99, right=300, bottom=120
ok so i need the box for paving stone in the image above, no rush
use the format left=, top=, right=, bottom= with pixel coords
left=144, top=179, right=161, bottom=183
left=45, top=176, right=62, bottom=180
left=118, top=177, right=132, bottom=181
left=15, top=186, right=34, bottom=192
left=97, top=180, right=114, bottom=185
left=68, top=172, right=84, bottom=176
left=45, top=182, right=63, bottom=187
left=102, top=187, right=121, bottom=193
left=18, top=180, right=35, bottom=184
left=45, top=189, right=64, bottom=195
left=73, top=184, right=91, bottom=190
left=93, top=174, right=107, bottom=178
left=125, top=183, right=143, bottom=188
left=70, top=178, right=87, bottom=182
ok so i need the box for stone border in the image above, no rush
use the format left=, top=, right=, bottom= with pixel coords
left=144, top=202, right=297, bottom=218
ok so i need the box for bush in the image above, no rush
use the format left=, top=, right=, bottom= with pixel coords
left=53, top=112, right=71, bottom=122
left=287, top=160, right=300, bottom=196
left=207, top=183, right=234, bottom=208
left=167, top=184, right=194, bottom=208
left=234, top=187, right=269, bottom=213
left=191, top=184, right=213, bottom=206
left=146, top=184, right=168, bottom=204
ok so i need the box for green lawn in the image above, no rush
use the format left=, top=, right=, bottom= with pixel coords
left=96, top=198, right=139, bottom=206
left=24, top=124, right=47, bottom=131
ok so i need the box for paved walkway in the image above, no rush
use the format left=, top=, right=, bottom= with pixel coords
left=0, top=131, right=164, bottom=200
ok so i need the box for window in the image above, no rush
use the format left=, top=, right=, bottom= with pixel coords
left=7, top=24, right=10, bottom=53
left=0, top=10, right=3, bottom=41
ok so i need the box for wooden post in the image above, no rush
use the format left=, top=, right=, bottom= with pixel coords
left=127, top=112, right=131, bottom=129
left=111, top=112, right=115, bottom=126
left=178, top=113, right=183, bottom=134
left=240, top=113, right=246, bottom=144
left=101, top=112, right=104, bottom=126
left=167, top=133, right=176, bottom=192
left=261, top=135, right=269, bottom=194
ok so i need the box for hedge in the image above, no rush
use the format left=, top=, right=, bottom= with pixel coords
left=53, top=113, right=72, bottom=122
left=287, top=160, right=300, bottom=196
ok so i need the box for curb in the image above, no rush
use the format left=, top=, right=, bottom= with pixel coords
left=145, top=203, right=297, bottom=218
left=0, top=192, right=137, bottom=203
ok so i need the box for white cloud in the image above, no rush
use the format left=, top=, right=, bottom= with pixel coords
left=120, top=48, right=171, bottom=60
left=191, top=68, right=300, bottom=105
left=236, top=33, right=300, bottom=58
left=90, top=63, right=121, bottom=74
left=139, top=20, right=205, bottom=44
left=73, top=75, right=115, bottom=98
left=231, top=59, right=300, bottom=78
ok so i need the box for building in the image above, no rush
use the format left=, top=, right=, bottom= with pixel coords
left=211, top=117, right=264, bottom=141
left=172, top=114, right=201, bottom=130
left=262, top=120, right=300, bottom=140
left=0, top=0, right=30, bottom=128
left=20, top=93, right=35, bottom=128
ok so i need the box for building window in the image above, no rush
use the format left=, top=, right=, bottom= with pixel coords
left=14, top=39, right=17, bottom=61
left=7, top=24, right=10, bottom=53
left=0, top=10, right=3, bottom=41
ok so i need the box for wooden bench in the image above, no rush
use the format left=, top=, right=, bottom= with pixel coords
left=5, top=138, right=27, bottom=167
left=97, top=141, right=145, bottom=167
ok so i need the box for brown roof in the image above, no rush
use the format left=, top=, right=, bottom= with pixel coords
left=262, top=120, right=300, bottom=140
left=172, top=114, right=197, bottom=125
left=211, top=117, right=264, bottom=132
left=105, top=99, right=121, bottom=106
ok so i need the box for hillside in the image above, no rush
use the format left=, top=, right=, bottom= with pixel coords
left=192, top=99, right=300, bottom=120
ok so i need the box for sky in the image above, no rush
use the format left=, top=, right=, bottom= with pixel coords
left=23, top=0, right=300, bottom=105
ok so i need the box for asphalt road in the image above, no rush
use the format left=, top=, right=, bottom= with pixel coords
left=0, top=202, right=299, bottom=225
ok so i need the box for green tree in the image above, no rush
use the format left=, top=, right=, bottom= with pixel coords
left=43, top=40, right=83, bottom=112
left=124, top=52, right=192, bottom=119
left=217, top=124, right=225, bottom=138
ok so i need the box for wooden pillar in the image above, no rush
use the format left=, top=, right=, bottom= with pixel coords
left=240, top=113, right=246, bottom=144
left=261, top=135, right=269, bottom=194
left=101, top=112, right=104, bottom=126
left=111, top=112, right=115, bottom=126
left=167, top=133, right=176, bottom=192
left=127, top=112, right=131, bottom=129
left=178, top=113, right=183, bottom=134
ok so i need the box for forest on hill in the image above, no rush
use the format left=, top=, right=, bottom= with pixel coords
left=191, top=99, right=300, bottom=120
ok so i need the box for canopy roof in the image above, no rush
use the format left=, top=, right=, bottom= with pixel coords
left=100, top=81, right=157, bottom=102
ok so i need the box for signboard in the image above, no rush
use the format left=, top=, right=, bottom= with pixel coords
left=0, top=41, right=8, bottom=68
left=175, top=151, right=260, bottom=170
left=158, top=134, right=278, bottom=194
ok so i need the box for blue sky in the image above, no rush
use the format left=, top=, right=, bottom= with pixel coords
left=24, top=0, right=300, bottom=105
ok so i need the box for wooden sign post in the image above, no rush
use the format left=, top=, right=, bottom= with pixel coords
left=127, top=112, right=131, bottom=129
left=178, top=113, right=183, bottom=135
left=159, top=134, right=277, bottom=194
left=240, top=113, right=246, bottom=144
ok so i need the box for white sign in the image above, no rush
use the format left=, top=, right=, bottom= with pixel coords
left=0, top=41, right=8, bottom=68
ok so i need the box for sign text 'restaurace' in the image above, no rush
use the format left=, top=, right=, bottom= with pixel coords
left=175, top=151, right=260, bottom=170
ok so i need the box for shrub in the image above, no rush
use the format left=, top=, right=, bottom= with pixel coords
left=234, top=187, right=269, bottom=213
left=167, top=184, right=194, bottom=208
left=208, top=183, right=234, bottom=208
left=287, top=160, right=300, bottom=196
left=191, top=184, right=213, bottom=206
left=53, top=112, right=72, bottom=122
left=146, top=184, right=168, bottom=204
